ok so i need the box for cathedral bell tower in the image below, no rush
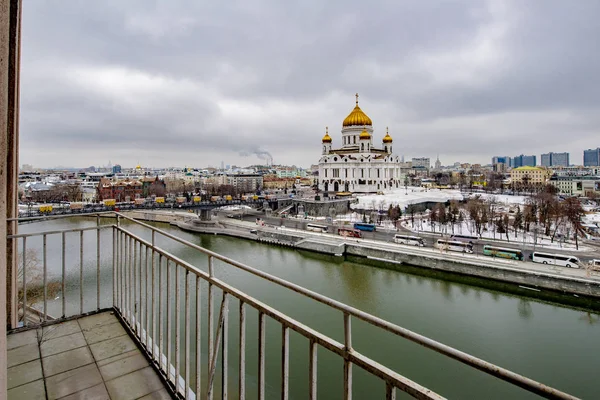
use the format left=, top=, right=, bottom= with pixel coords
left=322, top=126, right=332, bottom=155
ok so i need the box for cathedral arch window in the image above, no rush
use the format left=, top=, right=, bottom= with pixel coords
left=334, top=157, right=338, bottom=161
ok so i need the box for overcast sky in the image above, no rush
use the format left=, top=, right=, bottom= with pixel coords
left=20, top=0, right=600, bottom=169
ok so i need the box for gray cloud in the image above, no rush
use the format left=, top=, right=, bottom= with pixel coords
left=19, top=0, right=600, bottom=168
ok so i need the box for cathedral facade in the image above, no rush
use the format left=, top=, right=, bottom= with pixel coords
left=318, top=94, right=403, bottom=194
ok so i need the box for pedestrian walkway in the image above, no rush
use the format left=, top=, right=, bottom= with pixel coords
left=7, top=311, right=171, bottom=400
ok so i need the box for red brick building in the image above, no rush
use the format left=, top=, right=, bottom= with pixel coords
left=97, top=178, right=143, bottom=202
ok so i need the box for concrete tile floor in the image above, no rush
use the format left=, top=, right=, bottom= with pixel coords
left=7, top=311, right=172, bottom=400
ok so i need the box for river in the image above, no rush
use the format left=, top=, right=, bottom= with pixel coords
left=18, top=217, right=600, bottom=399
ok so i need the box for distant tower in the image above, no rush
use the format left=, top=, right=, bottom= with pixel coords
left=322, top=126, right=332, bottom=155
left=382, top=127, right=393, bottom=154
left=435, top=155, right=441, bottom=170
left=221, top=161, right=224, bottom=171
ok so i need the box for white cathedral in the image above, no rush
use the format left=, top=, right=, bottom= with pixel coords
left=318, top=94, right=403, bottom=194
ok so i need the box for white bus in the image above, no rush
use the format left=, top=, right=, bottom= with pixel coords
left=306, top=223, right=328, bottom=233
left=436, top=239, right=474, bottom=254
left=530, top=252, right=580, bottom=268
left=394, top=235, right=425, bottom=247
left=450, top=234, right=479, bottom=244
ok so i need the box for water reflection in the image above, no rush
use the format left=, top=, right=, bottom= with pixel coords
left=518, top=299, right=533, bottom=319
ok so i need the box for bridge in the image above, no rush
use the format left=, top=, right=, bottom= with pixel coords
left=5, top=212, right=580, bottom=399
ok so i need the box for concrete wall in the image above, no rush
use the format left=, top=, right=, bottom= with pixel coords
left=346, top=245, right=600, bottom=299
left=121, top=210, right=198, bottom=224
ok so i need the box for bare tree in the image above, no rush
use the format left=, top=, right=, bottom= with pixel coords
left=563, top=197, right=585, bottom=250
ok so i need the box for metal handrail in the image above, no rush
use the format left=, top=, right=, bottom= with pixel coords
left=112, top=213, right=578, bottom=400
left=7, top=212, right=580, bottom=399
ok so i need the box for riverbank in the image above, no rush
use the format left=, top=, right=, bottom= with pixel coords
left=175, top=217, right=600, bottom=301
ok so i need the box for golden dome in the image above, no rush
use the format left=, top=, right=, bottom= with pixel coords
left=382, top=127, right=393, bottom=143
left=322, top=126, right=332, bottom=143
left=359, top=129, right=371, bottom=139
left=342, top=93, right=373, bottom=127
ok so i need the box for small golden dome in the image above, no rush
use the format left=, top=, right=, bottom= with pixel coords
left=359, top=129, right=371, bottom=139
left=322, top=126, right=332, bottom=143
left=342, top=93, right=373, bottom=127
left=382, top=127, right=393, bottom=143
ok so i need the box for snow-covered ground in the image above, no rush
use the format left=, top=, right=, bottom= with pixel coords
left=463, top=192, right=528, bottom=206
left=350, top=187, right=463, bottom=211
left=400, top=219, right=591, bottom=252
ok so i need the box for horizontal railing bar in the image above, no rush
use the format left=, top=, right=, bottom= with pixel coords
left=115, top=225, right=578, bottom=400
left=8, top=224, right=111, bottom=239
left=9, top=211, right=115, bottom=222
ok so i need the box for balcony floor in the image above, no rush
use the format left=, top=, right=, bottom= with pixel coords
left=7, top=311, right=172, bottom=400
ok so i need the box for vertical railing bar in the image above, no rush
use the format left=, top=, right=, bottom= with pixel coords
left=151, top=247, right=157, bottom=362
left=343, top=313, right=352, bottom=400
left=138, top=241, right=142, bottom=338
left=309, top=340, right=317, bottom=400
left=112, top=227, right=116, bottom=311
left=22, top=237, right=27, bottom=326
left=121, top=231, right=125, bottom=314
left=258, top=311, right=266, bottom=400
left=134, top=239, right=138, bottom=336
left=158, top=254, right=164, bottom=371
left=145, top=246, right=150, bottom=349
left=79, top=230, right=84, bottom=315
left=239, top=301, right=246, bottom=400
left=43, top=234, right=47, bottom=322
left=196, top=275, right=202, bottom=399
left=61, top=232, right=66, bottom=318
left=167, top=259, right=171, bottom=384
left=281, top=325, right=290, bottom=400
left=130, top=236, right=134, bottom=323
left=206, top=293, right=229, bottom=399
left=185, top=270, right=191, bottom=399
left=207, top=262, right=214, bottom=400
left=125, top=235, right=129, bottom=319
left=176, top=264, right=181, bottom=392
left=96, top=224, right=101, bottom=311
left=385, top=382, right=396, bottom=400
left=222, top=291, right=229, bottom=400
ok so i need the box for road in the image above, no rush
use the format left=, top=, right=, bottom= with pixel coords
left=219, top=210, right=600, bottom=263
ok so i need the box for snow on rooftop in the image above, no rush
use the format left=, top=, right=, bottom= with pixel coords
left=350, top=188, right=463, bottom=210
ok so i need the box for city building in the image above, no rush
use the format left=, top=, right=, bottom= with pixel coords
left=317, top=94, right=403, bottom=193
left=509, top=166, right=551, bottom=187
left=540, top=152, right=569, bottom=167
left=412, top=157, right=431, bottom=170
left=434, top=156, right=442, bottom=171
left=226, top=173, right=263, bottom=193
left=512, top=154, right=537, bottom=168
left=491, top=156, right=511, bottom=167
left=583, top=148, right=600, bottom=166
left=549, top=175, right=600, bottom=196
left=97, top=178, right=143, bottom=201
left=112, top=164, right=122, bottom=174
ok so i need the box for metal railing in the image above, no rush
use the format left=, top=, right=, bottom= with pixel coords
left=7, top=212, right=579, bottom=400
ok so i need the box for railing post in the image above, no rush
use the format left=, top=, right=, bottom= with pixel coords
left=343, top=313, right=352, bottom=400
left=239, top=301, right=246, bottom=400
left=258, top=311, right=266, bottom=400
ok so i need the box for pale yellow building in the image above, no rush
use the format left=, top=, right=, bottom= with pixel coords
left=509, top=166, right=551, bottom=186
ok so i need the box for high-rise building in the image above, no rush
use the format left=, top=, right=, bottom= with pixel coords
left=492, top=156, right=511, bottom=167
left=411, top=157, right=431, bottom=169
left=583, top=148, right=600, bottom=166
left=112, top=164, right=122, bottom=174
left=512, top=154, right=536, bottom=168
left=541, top=152, right=569, bottom=167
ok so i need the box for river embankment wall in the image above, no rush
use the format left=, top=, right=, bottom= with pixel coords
left=173, top=219, right=600, bottom=300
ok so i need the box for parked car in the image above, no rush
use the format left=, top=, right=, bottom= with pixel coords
left=589, top=259, right=600, bottom=271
